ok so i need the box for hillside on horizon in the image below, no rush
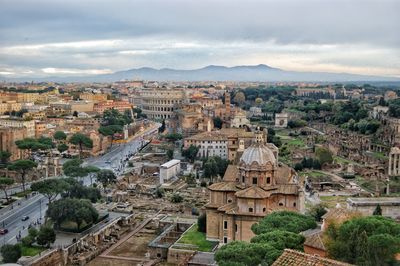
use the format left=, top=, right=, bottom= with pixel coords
left=1, top=64, right=400, bottom=83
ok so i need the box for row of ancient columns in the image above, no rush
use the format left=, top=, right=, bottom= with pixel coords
left=388, top=152, right=400, bottom=176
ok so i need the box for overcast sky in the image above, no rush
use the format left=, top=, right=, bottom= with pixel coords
left=0, top=0, right=399, bottom=78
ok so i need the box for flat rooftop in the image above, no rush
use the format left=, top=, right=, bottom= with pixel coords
left=347, top=197, right=400, bottom=206
left=160, top=159, right=181, bottom=168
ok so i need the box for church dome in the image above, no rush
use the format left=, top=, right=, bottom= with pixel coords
left=240, top=144, right=276, bottom=166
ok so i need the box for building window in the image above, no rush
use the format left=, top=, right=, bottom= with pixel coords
left=248, top=207, right=253, bottom=212
left=235, top=224, right=238, bottom=233
left=293, top=202, right=297, bottom=207
left=266, top=177, right=271, bottom=184
left=223, top=221, right=228, bottom=229
left=252, top=177, right=257, bottom=185
left=241, top=176, right=245, bottom=183
left=279, top=203, right=284, bottom=206
left=228, top=199, right=232, bottom=203
left=223, top=236, right=228, bottom=244
left=263, top=207, right=266, bottom=212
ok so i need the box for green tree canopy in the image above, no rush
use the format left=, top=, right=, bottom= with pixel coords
left=373, top=204, right=382, bottom=215
left=31, top=178, right=70, bottom=203
left=38, top=136, right=55, bottom=148
left=255, top=97, right=263, bottom=105
left=215, top=241, right=280, bottom=266
left=69, top=133, right=93, bottom=158
left=62, top=159, right=99, bottom=178
left=166, top=149, right=174, bottom=160
left=102, top=108, right=131, bottom=126
left=164, top=133, right=183, bottom=141
left=250, top=230, right=305, bottom=251
left=171, top=193, right=183, bottom=203
left=0, top=177, right=14, bottom=203
left=159, top=120, right=166, bottom=133
left=203, top=157, right=219, bottom=180
left=0, top=244, right=21, bottom=263
left=36, top=226, right=56, bottom=247
left=182, top=145, right=199, bottom=163
left=54, top=130, right=67, bottom=141
left=8, top=160, right=37, bottom=193
left=315, top=147, right=333, bottom=165
left=213, top=117, right=223, bottom=129
left=96, top=169, right=117, bottom=188
left=98, top=124, right=123, bottom=148
left=197, top=213, right=206, bottom=233
left=0, top=150, right=11, bottom=166
left=307, top=203, right=328, bottom=222
left=251, top=211, right=317, bottom=235
left=326, top=216, right=400, bottom=265
left=57, top=143, right=69, bottom=153
left=15, top=138, right=52, bottom=156
left=47, top=198, right=99, bottom=229
left=233, top=92, right=246, bottom=105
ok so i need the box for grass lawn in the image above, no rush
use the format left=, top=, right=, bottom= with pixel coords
left=286, top=138, right=306, bottom=147
left=319, top=195, right=349, bottom=208
left=300, top=170, right=330, bottom=182
left=276, top=134, right=292, bottom=140
left=178, top=225, right=215, bottom=252
left=301, top=170, right=325, bottom=177
left=13, top=189, right=32, bottom=198
left=333, top=156, right=361, bottom=166
left=21, top=245, right=47, bottom=256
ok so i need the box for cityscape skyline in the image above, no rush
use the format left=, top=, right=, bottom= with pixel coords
left=0, top=0, right=399, bottom=79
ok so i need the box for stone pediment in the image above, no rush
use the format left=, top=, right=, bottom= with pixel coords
left=235, top=186, right=270, bottom=199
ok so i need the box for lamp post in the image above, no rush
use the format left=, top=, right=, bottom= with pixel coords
left=39, top=198, right=42, bottom=220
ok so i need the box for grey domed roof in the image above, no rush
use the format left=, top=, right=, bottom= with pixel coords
left=240, top=144, right=276, bottom=166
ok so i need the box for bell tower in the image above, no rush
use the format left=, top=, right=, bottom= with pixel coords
left=224, top=91, right=231, bottom=120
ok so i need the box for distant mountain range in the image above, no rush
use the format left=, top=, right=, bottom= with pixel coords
left=1, top=64, right=400, bottom=83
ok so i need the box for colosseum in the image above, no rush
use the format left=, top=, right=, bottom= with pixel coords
left=138, top=88, right=187, bottom=119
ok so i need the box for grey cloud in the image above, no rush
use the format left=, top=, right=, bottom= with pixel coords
left=0, top=0, right=399, bottom=46
left=0, top=0, right=399, bottom=77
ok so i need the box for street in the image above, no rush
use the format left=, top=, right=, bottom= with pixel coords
left=0, top=122, right=159, bottom=247
left=0, top=194, right=47, bottom=246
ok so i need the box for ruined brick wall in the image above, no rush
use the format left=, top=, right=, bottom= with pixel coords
left=31, top=249, right=65, bottom=266
left=167, top=248, right=195, bottom=265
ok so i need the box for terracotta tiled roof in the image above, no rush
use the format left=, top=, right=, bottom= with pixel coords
left=220, top=127, right=254, bottom=138
left=235, top=186, right=270, bottom=198
left=208, top=182, right=239, bottom=192
left=322, top=208, right=357, bottom=221
left=223, top=165, right=239, bottom=182
left=304, top=232, right=326, bottom=251
left=272, top=249, right=353, bottom=266
left=185, top=131, right=228, bottom=141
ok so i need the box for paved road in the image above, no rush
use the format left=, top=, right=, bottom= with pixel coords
left=0, top=123, right=159, bottom=247
left=84, top=122, right=159, bottom=176
left=0, top=194, right=47, bottom=246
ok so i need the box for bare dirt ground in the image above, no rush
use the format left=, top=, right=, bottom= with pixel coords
left=87, top=257, right=143, bottom=266
left=109, top=228, right=157, bottom=258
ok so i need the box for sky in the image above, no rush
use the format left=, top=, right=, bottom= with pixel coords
left=0, top=0, right=399, bottom=78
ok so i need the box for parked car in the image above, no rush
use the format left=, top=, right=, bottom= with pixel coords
left=21, top=216, right=29, bottom=221
left=0, top=228, right=8, bottom=234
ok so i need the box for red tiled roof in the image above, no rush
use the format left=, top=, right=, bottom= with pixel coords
left=304, top=232, right=326, bottom=251
left=272, top=249, right=353, bottom=266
